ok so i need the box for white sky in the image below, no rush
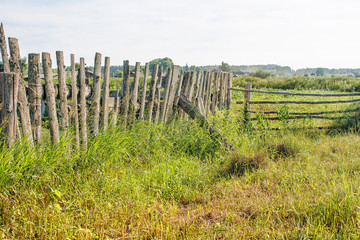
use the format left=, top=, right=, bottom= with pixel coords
left=1, top=0, right=360, bottom=69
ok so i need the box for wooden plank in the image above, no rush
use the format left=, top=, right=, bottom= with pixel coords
left=70, top=54, right=79, bottom=148
left=42, top=52, right=60, bottom=145
left=102, top=56, right=110, bottom=131
left=249, top=107, right=360, bottom=116
left=0, top=73, right=18, bottom=146
left=154, top=66, right=163, bottom=124
left=230, top=88, right=360, bottom=97
left=244, top=83, right=252, bottom=123
left=249, top=116, right=349, bottom=121
left=186, top=71, right=197, bottom=102
left=91, top=52, right=102, bottom=135
left=237, top=99, right=360, bottom=104
left=79, top=57, right=87, bottom=148
left=218, top=72, right=226, bottom=110
left=147, top=64, right=159, bottom=122
left=175, top=69, right=185, bottom=106
left=130, top=62, right=141, bottom=122
left=140, top=62, right=149, bottom=120
left=8, top=37, right=33, bottom=145
left=205, top=72, right=213, bottom=114
left=56, top=51, right=69, bottom=131
left=28, top=53, right=42, bottom=144
left=120, top=60, right=130, bottom=128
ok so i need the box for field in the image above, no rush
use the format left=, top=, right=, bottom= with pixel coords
left=1, top=75, right=360, bottom=239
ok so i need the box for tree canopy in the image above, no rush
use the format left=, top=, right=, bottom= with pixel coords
left=149, top=57, right=173, bottom=71
left=220, top=61, right=232, bottom=72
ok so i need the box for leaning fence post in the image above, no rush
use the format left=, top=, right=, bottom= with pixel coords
left=70, top=54, right=80, bottom=148
left=154, top=66, right=163, bottom=124
left=28, top=53, right=42, bottom=144
left=227, top=73, right=233, bottom=109
left=244, top=83, right=252, bottom=123
left=102, top=56, right=110, bottom=131
left=42, top=52, right=60, bottom=145
left=8, top=37, right=33, bottom=145
left=140, top=63, right=149, bottom=121
left=130, top=62, right=141, bottom=123
left=0, top=72, right=19, bottom=146
left=111, top=83, right=120, bottom=128
left=0, top=23, right=10, bottom=105
left=56, top=51, right=69, bottom=132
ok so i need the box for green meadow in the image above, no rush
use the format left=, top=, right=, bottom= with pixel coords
left=1, top=75, right=360, bottom=239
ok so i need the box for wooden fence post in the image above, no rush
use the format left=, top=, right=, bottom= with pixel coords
left=120, top=60, right=130, bottom=128
left=111, top=83, right=120, bottom=128
left=154, top=66, right=163, bottom=124
left=56, top=51, right=69, bottom=131
left=205, top=72, right=213, bottom=115
left=8, top=37, right=33, bottom=145
left=42, top=52, right=60, bottom=145
left=211, top=71, right=220, bottom=114
left=102, top=56, right=110, bottom=131
left=91, top=52, right=102, bottom=135
left=28, top=53, right=42, bottom=144
left=147, top=64, right=159, bottom=122
left=160, top=68, right=173, bottom=122
left=140, top=63, right=149, bottom=120
left=130, top=62, right=141, bottom=123
left=165, top=65, right=180, bottom=121
left=79, top=57, right=87, bottom=148
left=0, top=72, right=18, bottom=146
left=227, top=73, right=233, bottom=109
left=244, top=83, right=252, bottom=123
left=0, top=23, right=10, bottom=105
left=70, top=54, right=80, bottom=148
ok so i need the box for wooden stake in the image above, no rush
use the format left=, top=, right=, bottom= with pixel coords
left=154, top=66, right=163, bottom=124
left=0, top=23, right=10, bottom=105
left=8, top=37, right=33, bottom=145
left=56, top=51, right=69, bottom=131
left=102, top=56, right=110, bottom=131
left=91, top=52, right=102, bottom=135
left=244, top=83, right=252, bottom=123
left=70, top=54, right=80, bottom=148
left=120, top=60, right=130, bottom=128
left=165, top=65, right=180, bottom=120
left=147, top=64, right=159, bottom=122
left=160, top=68, right=172, bottom=122
left=79, top=57, right=87, bottom=148
left=28, top=53, right=42, bottom=144
left=111, top=83, right=120, bottom=128
left=42, top=52, right=60, bottom=144
left=140, top=63, right=149, bottom=120
left=1, top=73, right=18, bottom=146
left=226, top=73, right=232, bottom=109
left=130, top=62, right=140, bottom=123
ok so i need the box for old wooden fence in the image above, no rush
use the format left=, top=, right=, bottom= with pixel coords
left=231, top=84, right=360, bottom=128
left=0, top=24, right=233, bottom=147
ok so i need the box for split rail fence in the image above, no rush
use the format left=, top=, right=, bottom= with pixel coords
left=231, top=83, right=360, bottom=128
left=0, top=24, right=233, bottom=147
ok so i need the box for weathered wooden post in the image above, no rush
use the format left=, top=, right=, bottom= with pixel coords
left=160, top=68, right=173, bottom=122
left=102, top=56, right=110, bottom=131
left=8, top=37, right=33, bottom=145
left=186, top=71, right=197, bottom=103
left=165, top=65, right=180, bottom=121
left=0, top=72, right=18, bottom=146
left=154, top=66, right=163, bottom=124
left=226, top=73, right=233, bottom=109
left=111, top=83, right=120, bottom=128
left=205, top=72, right=213, bottom=115
left=211, top=71, right=220, bottom=114
left=244, top=83, right=252, bottom=123
left=56, top=51, right=69, bottom=131
left=130, top=62, right=140, bottom=123
left=91, top=52, right=102, bottom=135
left=140, top=63, right=149, bottom=120
left=79, top=57, right=87, bottom=148
left=42, top=52, right=60, bottom=145
left=147, top=64, right=159, bottom=122
left=28, top=53, right=42, bottom=144
left=0, top=23, right=10, bottom=104
left=120, top=60, right=130, bottom=128
left=218, top=72, right=225, bottom=111
left=70, top=54, right=80, bottom=148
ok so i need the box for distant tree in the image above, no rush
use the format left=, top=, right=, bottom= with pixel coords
left=189, top=65, right=203, bottom=72
left=184, top=63, right=189, bottom=71
left=220, top=61, right=232, bottom=72
left=250, top=70, right=272, bottom=79
left=149, top=57, right=173, bottom=71
left=115, top=70, right=123, bottom=78
left=316, top=68, right=325, bottom=76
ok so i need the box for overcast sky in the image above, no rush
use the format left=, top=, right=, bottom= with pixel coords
left=2, top=0, right=360, bottom=69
